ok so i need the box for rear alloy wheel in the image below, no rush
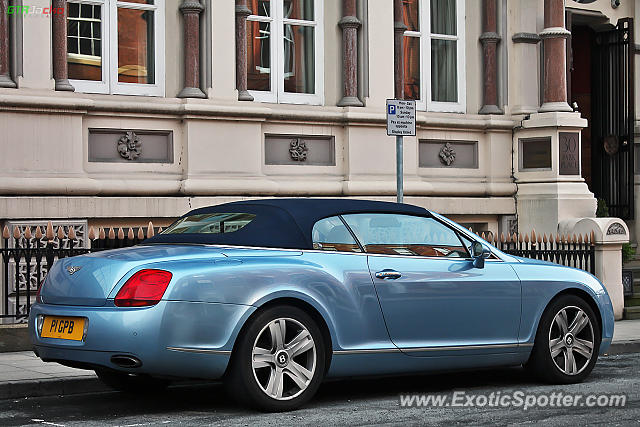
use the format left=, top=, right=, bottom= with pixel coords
left=95, top=368, right=169, bottom=393
left=225, top=306, right=326, bottom=411
left=527, top=295, right=601, bottom=383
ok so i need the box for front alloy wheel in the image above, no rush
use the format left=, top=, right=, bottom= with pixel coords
left=225, top=305, right=326, bottom=411
left=548, top=306, right=595, bottom=375
left=527, top=294, right=601, bottom=383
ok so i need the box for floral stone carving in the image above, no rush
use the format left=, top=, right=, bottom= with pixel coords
left=117, top=131, right=142, bottom=161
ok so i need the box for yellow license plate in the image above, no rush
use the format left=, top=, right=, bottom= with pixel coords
left=41, top=316, right=85, bottom=341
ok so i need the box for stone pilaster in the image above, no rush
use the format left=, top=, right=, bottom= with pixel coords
left=338, top=0, right=363, bottom=107
left=0, top=0, right=16, bottom=88
left=178, top=0, right=206, bottom=98
left=235, top=0, right=253, bottom=101
left=393, top=0, right=406, bottom=99
left=479, top=0, right=501, bottom=114
left=539, top=0, right=571, bottom=112
left=52, top=0, right=73, bottom=91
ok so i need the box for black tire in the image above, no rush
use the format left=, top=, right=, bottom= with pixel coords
left=95, top=368, right=169, bottom=393
left=526, top=294, right=601, bottom=384
left=225, top=305, right=326, bottom=412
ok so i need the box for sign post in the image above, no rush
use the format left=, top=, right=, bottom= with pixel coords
left=386, top=99, right=416, bottom=203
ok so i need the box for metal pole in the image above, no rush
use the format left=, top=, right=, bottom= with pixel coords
left=396, top=135, right=403, bottom=203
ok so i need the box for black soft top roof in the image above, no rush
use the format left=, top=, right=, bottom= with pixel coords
left=144, top=198, right=430, bottom=249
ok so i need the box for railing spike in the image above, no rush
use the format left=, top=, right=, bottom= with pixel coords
left=108, top=228, right=115, bottom=240
left=68, top=226, right=76, bottom=240
left=584, top=233, right=590, bottom=244
left=555, top=233, right=561, bottom=244
left=35, top=226, right=43, bottom=240
left=570, top=234, right=575, bottom=243
left=137, top=227, right=145, bottom=240
left=2, top=225, right=9, bottom=239
left=57, top=226, right=65, bottom=240
left=99, top=227, right=106, bottom=240
left=578, top=234, right=583, bottom=244
left=524, top=233, right=529, bottom=243
left=480, top=232, right=486, bottom=240
left=531, top=229, right=536, bottom=242
left=117, top=227, right=125, bottom=240
left=518, top=233, right=523, bottom=243
left=492, top=233, right=498, bottom=244
left=13, top=226, right=21, bottom=240
left=512, top=232, right=518, bottom=242
left=88, top=226, right=96, bottom=240
left=148, top=221, right=154, bottom=238
left=46, top=221, right=54, bottom=241
left=127, top=228, right=134, bottom=240
left=24, top=226, right=32, bottom=240
left=158, top=227, right=163, bottom=233
left=500, top=232, right=505, bottom=243
left=543, top=233, right=548, bottom=243
left=590, top=230, right=595, bottom=244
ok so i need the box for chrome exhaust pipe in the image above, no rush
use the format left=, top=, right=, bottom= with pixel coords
left=110, top=355, right=142, bottom=368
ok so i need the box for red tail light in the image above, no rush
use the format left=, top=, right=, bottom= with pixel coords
left=114, top=269, right=172, bottom=307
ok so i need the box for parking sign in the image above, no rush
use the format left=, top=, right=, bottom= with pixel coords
left=386, top=99, right=416, bottom=136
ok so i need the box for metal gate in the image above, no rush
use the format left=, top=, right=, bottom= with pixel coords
left=592, top=18, right=635, bottom=219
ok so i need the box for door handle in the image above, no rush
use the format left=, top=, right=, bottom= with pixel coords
left=375, top=269, right=402, bottom=280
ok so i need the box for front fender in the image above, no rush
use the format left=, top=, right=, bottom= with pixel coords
left=512, top=263, right=615, bottom=354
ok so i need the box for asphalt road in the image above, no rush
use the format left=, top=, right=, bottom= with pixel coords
left=1, top=353, right=639, bottom=426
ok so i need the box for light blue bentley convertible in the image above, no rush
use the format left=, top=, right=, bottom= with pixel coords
left=29, top=199, right=614, bottom=411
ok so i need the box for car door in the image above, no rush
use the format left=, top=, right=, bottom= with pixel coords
left=342, top=213, right=522, bottom=357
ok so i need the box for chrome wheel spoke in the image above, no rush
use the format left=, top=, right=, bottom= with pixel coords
left=564, top=348, right=577, bottom=374
left=555, top=309, right=569, bottom=335
left=285, top=361, right=313, bottom=390
left=265, top=367, right=284, bottom=399
left=269, top=319, right=286, bottom=351
left=549, top=337, right=565, bottom=358
left=573, top=338, right=594, bottom=358
left=287, top=330, right=314, bottom=357
left=569, top=310, right=589, bottom=335
left=252, top=346, right=274, bottom=369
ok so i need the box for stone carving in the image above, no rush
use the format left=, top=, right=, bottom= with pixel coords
left=117, top=131, right=142, bottom=160
left=289, top=138, right=309, bottom=162
left=606, top=222, right=626, bottom=236
left=439, top=142, right=456, bottom=166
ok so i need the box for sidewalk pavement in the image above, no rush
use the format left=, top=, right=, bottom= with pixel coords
left=1, top=319, right=639, bottom=401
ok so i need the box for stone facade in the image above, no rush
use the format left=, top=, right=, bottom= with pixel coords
left=0, top=0, right=638, bottom=240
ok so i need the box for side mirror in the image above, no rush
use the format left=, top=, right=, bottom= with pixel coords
left=471, top=242, right=491, bottom=268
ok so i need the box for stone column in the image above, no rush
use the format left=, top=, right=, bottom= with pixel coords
left=0, top=0, right=16, bottom=88
left=178, top=0, right=206, bottom=98
left=235, top=0, right=253, bottom=101
left=539, top=0, right=571, bottom=112
left=393, top=0, right=406, bottom=99
left=478, top=0, right=501, bottom=114
left=560, top=217, right=629, bottom=320
left=338, top=0, right=363, bottom=106
left=52, top=0, right=73, bottom=91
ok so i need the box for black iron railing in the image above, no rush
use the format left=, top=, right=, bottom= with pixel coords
left=0, top=223, right=160, bottom=323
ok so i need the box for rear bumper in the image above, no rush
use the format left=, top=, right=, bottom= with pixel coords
left=29, top=300, right=255, bottom=379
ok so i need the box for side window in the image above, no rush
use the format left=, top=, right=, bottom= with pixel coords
left=312, top=216, right=362, bottom=252
left=342, top=214, right=469, bottom=258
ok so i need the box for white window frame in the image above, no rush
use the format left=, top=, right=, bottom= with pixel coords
left=67, top=0, right=165, bottom=96
left=247, top=0, right=324, bottom=105
left=406, top=0, right=465, bottom=113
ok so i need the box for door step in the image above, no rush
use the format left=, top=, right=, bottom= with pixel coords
left=623, top=306, right=640, bottom=320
